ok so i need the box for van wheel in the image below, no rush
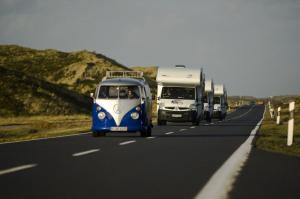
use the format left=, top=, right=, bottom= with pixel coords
left=206, top=114, right=212, bottom=123
left=158, top=119, right=166, bottom=126
left=192, top=120, right=200, bottom=126
left=141, top=126, right=151, bottom=137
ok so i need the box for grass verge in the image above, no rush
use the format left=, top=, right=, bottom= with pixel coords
left=0, top=115, right=91, bottom=143
left=255, top=98, right=300, bottom=157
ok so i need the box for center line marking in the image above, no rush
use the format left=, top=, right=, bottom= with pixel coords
left=179, top=129, right=187, bottom=131
left=146, top=136, right=156, bottom=139
left=190, top=126, right=196, bottom=129
left=119, top=140, right=136, bottom=146
left=72, top=149, right=100, bottom=157
left=165, top=132, right=174, bottom=135
left=0, top=164, right=37, bottom=176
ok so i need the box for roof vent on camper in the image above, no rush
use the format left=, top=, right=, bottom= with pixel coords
left=175, top=65, right=186, bottom=68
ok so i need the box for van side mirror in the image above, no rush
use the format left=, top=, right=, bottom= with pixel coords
left=90, top=93, right=94, bottom=98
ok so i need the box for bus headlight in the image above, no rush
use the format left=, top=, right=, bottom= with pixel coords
left=98, top=112, right=106, bottom=120
left=96, top=106, right=102, bottom=111
left=131, top=112, right=139, bottom=120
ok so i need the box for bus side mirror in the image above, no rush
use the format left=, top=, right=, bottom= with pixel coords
left=90, top=93, right=94, bottom=98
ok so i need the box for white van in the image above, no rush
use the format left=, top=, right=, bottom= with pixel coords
left=203, top=79, right=214, bottom=122
left=156, top=65, right=205, bottom=125
left=213, top=84, right=228, bottom=120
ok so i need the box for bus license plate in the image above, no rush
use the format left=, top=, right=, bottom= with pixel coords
left=111, top=127, right=128, bottom=131
left=172, top=114, right=182, bottom=118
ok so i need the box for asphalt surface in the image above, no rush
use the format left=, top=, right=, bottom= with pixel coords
left=230, top=147, right=300, bottom=199
left=0, top=105, right=275, bottom=199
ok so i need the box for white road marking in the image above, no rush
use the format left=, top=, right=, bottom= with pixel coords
left=0, top=132, right=91, bottom=145
left=204, top=124, right=209, bottom=126
left=0, top=164, right=37, bottom=176
left=194, top=106, right=266, bottom=199
left=119, top=140, right=136, bottom=146
left=146, top=136, right=156, bottom=139
left=165, top=132, right=175, bottom=135
left=179, top=129, right=187, bottom=131
left=190, top=126, right=196, bottom=129
left=72, top=149, right=100, bottom=157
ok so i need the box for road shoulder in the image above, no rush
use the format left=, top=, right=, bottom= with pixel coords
left=229, top=147, right=300, bottom=199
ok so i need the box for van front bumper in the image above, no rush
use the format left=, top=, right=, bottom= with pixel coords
left=158, top=110, right=197, bottom=122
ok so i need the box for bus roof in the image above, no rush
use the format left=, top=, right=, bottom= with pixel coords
left=100, top=78, right=145, bottom=87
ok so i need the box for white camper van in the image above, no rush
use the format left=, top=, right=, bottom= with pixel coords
left=156, top=65, right=205, bottom=125
left=203, top=79, right=214, bottom=122
left=213, top=84, right=227, bottom=120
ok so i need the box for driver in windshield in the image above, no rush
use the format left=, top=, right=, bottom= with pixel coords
left=128, top=89, right=138, bottom=99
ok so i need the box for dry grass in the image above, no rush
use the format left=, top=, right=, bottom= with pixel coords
left=255, top=98, right=300, bottom=157
left=0, top=115, right=91, bottom=143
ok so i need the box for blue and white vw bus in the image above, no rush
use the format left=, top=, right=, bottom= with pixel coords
left=91, top=71, right=153, bottom=137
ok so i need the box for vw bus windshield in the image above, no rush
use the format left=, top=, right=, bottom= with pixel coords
left=161, top=87, right=195, bottom=100
left=98, top=86, right=140, bottom=99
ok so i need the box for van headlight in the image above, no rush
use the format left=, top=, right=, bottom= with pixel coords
left=189, top=104, right=197, bottom=110
left=131, top=112, right=139, bottom=120
left=96, top=106, right=102, bottom=111
left=98, top=112, right=106, bottom=120
left=159, top=103, right=165, bottom=108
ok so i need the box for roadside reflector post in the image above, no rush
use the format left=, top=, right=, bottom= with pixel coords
left=287, top=101, right=295, bottom=146
left=276, top=107, right=281, bottom=125
left=270, top=108, right=274, bottom=119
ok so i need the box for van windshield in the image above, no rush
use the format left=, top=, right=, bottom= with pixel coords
left=161, top=87, right=195, bottom=100
left=98, top=86, right=140, bottom=99
left=202, top=96, right=208, bottom=103
left=214, top=97, right=221, bottom=104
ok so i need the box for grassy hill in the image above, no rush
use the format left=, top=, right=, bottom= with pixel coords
left=0, top=45, right=158, bottom=116
left=0, top=45, right=132, bottom=95
left=0, top=66, right=91, bottom=116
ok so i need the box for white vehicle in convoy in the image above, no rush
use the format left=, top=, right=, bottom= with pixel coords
left=156, top=65, right=205, bottom=125
left=203, top=79, right=214, bottom=122
left=90, top=71, right=153, bottom=137
left=213, top=84, right=228, bottom=120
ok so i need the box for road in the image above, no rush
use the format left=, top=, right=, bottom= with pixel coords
left=0, top=105, right=265, bottom=199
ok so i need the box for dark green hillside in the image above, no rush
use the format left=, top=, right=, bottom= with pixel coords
left=0, top=66, right=91, bottom=116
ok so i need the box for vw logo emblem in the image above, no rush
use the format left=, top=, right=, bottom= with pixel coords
left=113, top=104, right=121, bottom=114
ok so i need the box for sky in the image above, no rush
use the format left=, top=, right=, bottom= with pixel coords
left=0, top=0, right=300, bottom=97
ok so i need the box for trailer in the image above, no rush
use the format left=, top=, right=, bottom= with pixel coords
left=213, top=84, right=228, bottom=120
left=156, top=65, right=205, bottom=125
